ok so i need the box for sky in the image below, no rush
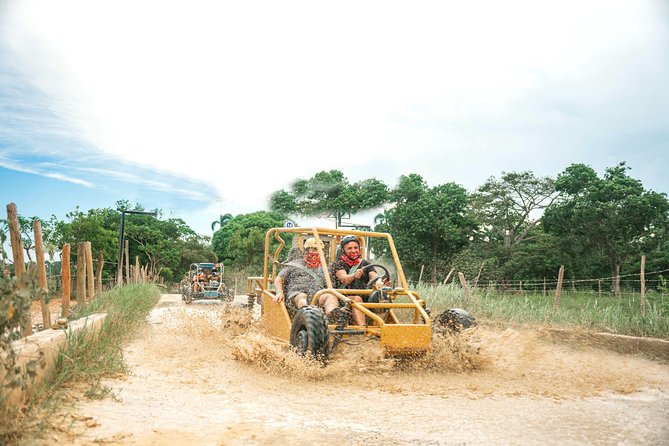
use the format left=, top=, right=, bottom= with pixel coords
left=1, top=0, right=668, bottom=236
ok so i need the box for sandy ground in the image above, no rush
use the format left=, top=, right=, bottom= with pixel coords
left=25, top=293, right=669, bottom=445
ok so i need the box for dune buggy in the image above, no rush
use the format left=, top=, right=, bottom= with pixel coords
left=246, top=227, right=474, bottom=361
left=182, top=262, right=235, bottom=304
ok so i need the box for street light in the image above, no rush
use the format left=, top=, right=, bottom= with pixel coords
left=116, top=210, right=157, bottom=285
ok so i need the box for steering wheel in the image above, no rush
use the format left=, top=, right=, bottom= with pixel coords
left=362, top=264, right=391, bottom=288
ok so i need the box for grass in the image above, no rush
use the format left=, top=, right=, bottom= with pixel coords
left=0, top=283, right=161, bottom=446
left=416, top=283, right=669, bottom=339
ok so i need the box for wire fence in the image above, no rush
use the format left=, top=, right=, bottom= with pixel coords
left=407, top=267, right=669, bottom=299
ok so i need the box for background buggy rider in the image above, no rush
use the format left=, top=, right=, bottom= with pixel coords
left=332, top=234, right=389, bottom=326
left=273, top=238, right=338, bottom=319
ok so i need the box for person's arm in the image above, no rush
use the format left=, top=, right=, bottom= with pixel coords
left=273, top=274, right=285, bottom=303
left=335, top=266, right=364, bottom=286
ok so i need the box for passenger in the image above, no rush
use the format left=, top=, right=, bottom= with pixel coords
left=331, top=234, right=389, bottom=326
left=193, top=269, right=207, bottom=291
left=273, top=237, right=339, bottom=320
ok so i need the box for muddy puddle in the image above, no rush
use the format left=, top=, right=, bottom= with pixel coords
left=26, top=294, right=669, bottom=446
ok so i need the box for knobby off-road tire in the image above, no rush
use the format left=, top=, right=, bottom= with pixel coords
left=432, top=308, right=476, bottom=334
left=289, top=306, right=330, bottom=362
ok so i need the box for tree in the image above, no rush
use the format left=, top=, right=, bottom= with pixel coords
left=125, top=216, right=193, bottom=281
left=17, top=215, right=39, bottom=262
left=211, top=213, right=233, bottom=232
left=212, top=211, right=287, bottom=272
left=457, top=171, right=562, bottom=285
left=469, top=171, right=559, bottom=246
left=51, top=207, right=119, bottom=276
left=0, top=219, right=8, bottom=271
left=269, top=170, right=389, bottom=227
left=376, top=174, right=478, bottom=282
left=51, top=203, right=214, bottom=283
left=178, top=233, right=217, bottom=274
left=543, top=162, right=669, bottom=294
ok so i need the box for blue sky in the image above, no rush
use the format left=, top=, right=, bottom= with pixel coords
left=1, top=0, right=668, bottom=236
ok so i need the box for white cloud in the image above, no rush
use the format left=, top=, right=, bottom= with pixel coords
left=1, top=0, right=667, bottom=222
left=0, top=154, right=95, bottom=188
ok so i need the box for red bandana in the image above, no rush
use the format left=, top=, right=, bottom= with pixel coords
left=340, top=254, right=361, bottom=268
left=306, top=252, right=321, bottom=268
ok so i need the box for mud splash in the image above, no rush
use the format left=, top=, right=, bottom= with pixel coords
left=165, top=304, right=668, bottom=400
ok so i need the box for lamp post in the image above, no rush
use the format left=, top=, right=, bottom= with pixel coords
left=116, top=210, right=157, bottom=286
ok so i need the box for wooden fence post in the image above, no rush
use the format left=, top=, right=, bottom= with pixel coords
left=418, top=265, right=424, bottom=285
left=473, top=262, right=485, bottom=288
left=598, top=279, right=602, bottom=299
left=85, top=242, right=94, bottom=301
left=640, top=255, right=646, bottom=315
left=543, top=277, right=546, bottom=297
left=554, top=265, right=565, bottom=310
left=76, top=242, right=86, bottom=304
left=61, top=243, right=71, bottom=318
left=458, top=272, right=476, bottom=304
left=443, top=267, right=455, bottom=285
left=33, top=220, right=51, bottom=329
left=7, top=203, right=31, bottom=335
left=96, top=251, right=104, bottom=294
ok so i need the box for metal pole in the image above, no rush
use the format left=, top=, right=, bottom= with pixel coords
left=116, top=211, right=126, bottom=286
left=116, top=210, right=157, bottom=287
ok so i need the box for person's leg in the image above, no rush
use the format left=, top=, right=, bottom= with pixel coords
left=292, top=292, right=308, bottom=309
left=351, top=295, right=366, bottom=326
left=318, top=293, right=339, bottom=317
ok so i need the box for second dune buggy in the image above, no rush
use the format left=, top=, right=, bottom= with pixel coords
left=182, top=262, right=235, bottom=304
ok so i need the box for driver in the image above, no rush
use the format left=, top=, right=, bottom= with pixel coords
left=332, top=235, right=389, bottom=326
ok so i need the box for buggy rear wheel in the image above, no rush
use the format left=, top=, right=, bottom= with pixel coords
left=433, top=308, right=475, bottom=333
left=289, top=306, right=330, bottom=361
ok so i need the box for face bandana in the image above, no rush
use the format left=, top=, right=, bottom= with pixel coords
left=306, top=251, right=321, bottom=268
left=340, top=253, right=360, bottom=267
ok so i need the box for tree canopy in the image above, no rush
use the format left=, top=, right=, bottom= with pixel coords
left=469, top=171, right=559, bottom=246
left=269, top=170, right=388, bottom=227
left=48, top=202, right=215, bottom=283
left=211, top=211, right=287, bottom=272
left=543, top=162, right=669, bottom=293
left=374, top=174, right=478, bottom=282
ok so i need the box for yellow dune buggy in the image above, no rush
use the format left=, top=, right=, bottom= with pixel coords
left=246, top=227, right=474, bottom=361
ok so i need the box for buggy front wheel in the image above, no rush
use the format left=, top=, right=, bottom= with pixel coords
left=289, top=306, right=330, bottom=361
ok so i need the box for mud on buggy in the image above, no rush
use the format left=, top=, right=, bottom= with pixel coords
left=246, top=227, right=475, bottom=362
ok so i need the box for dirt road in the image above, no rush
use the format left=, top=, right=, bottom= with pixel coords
left=33, top=293, right=669, bottom=445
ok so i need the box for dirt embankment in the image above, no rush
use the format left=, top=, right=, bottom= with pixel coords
left=25, top=294, right=669, bottom=446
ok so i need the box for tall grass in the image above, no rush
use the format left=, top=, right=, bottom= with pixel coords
left=417, top=283, right=669, bottom=339
left=0, top=284, right=161, bottom=445
left=50, top=284, right=161, bottom=389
